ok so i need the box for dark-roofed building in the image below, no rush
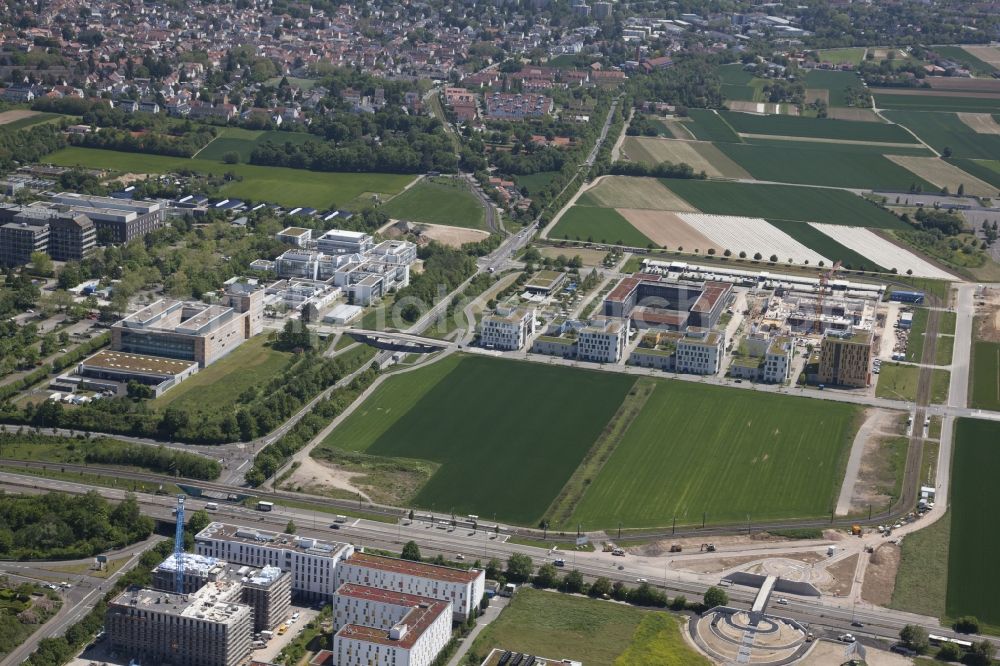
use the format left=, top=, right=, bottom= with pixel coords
left=48, top=213, right=96, bottom=261
left=603, top=274, right=731, bottom=331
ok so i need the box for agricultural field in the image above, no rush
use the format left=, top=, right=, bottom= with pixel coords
left=766, top=219, right=885, bottom=272
left=577, top=176, right=697, bottom=211
left=719, top=111, right=918, bottom=144
left=885, top=110, right=1000, bottom=160
left=660, top=180, right=907, bottom=229
left=619, top=137, right=750, bottom=179
left=716, top=142, right=936, bottom=190
left=815, top=47, right=867, bottom=66
left=196, top=127, right=322, bottom=163
left=0, top=110, right=62, bottom=129
left=683, top=109, right=741, bottom=143
left=947, top=418, right=1000, bottom=628
left=934, top=45, right=997, bottom=77
left=737, top=137, right=931, bottom=156
left=960, top=45, right=1000, bottom=72
left=380, top=177, right=485, bottom=229
left=948, top=158, right=1000, bottom=190
left=153, top=337, right=292, bottom=413
left=321, top=355, right=636, bottom=524
left=886, top=155, right=997, bottom=197
left=44, top=146, right=415, bottom=209
left=718, top=63, right=762, bottom=103
left=803, top=69, right=864, bottom=107
left=970, top=341, right=1000, bottom=410
left=675, top=213, right=827, bottom=265
left=874, top=364, right=950, bottom=404
left=569, top=381, right=860, bottom=527
left=874, top=91, right=1000, bottom=114
left=810, top=224, right=956, bottom=279
left=468, top=588, right=708, bottom=666
left=550, top=205, right=654, bottom=246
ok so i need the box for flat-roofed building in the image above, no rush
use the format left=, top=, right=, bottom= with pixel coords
left=50, top=192, right=165, bottom=244
left=577, top=319, right=627, bottom=364
left=76, top=349, right=199, bottom=395
left=317, top=229, right=374, bottom=255
left=818, top=330, right=873, bottom=388
left=480, top=307, right=535, bottom=350
left=0, top=219, right=49, bottom=267
left=336, top=552, right=485, bottom=622
left=332, top=585, right=452, bottom=666
left=105, top=583, right=253, bottom=666
left=48, top=213, right=96, bottom=261
left=277, top=227, right=313, bottom=247
left=604, top=274, right=730, bottom=331
left=675, top=328, right=724, bottom=375
left=195, top=522, right=354, bottom=601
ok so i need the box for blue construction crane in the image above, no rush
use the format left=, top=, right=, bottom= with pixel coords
left=173, top=495, right=185, bottom=594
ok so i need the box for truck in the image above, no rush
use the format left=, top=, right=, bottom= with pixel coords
left=851, top=525, right=862, bottom=536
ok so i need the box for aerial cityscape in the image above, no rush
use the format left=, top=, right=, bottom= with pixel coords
left=1, top=0, right=1000, bottom=665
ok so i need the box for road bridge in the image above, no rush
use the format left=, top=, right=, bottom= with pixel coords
left=347, top=329, right=452, bottom=352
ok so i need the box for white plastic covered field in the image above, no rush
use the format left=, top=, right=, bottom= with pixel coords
left=678, top=213, right=830, bottom=265
left=810, top=224, right=955, bottom=279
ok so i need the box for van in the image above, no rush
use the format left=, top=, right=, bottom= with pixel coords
left=334, top=515, right=347, bottom=523
left=252, top=641, right=266, bottom=650
left=205, top=502, right=219, bottom=511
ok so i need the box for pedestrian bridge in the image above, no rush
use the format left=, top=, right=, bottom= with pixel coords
left=347, top=329, right=451, bottom=353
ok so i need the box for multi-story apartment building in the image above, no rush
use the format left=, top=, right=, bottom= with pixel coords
left=762, top=336, right=793, bottom=384
left=479, top=307, right=535, bottom=350
left=332, top=585, right=452, bottom=666
left=336, top=552, right=485, bottom=622
left=49, top=192, right=165, bottom=244
left=818, top=330, right=873, bottom=388
left=276, top=227, right=313, bottom=247
left=675, top=329, right=724, bottom=375
left=577, top=319, right=627, bottom=364
left=195, top=523, right=354, bottom=601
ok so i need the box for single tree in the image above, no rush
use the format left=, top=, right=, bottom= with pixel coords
left=753, top=252, right=763, bottom=261
left=703, top=586, right=729, bottom=608
left=506, top=552, right=534, bottom=583
left=562, top=569, right=585, bottom=593
left=533, top=563, right=559, bottom=588
left=30, top=251, right=53, bottom=276
left=899, top=624, right=929, bottom=654
left=589, top=577, right=613, bottom=598
left=968, top=640, right=996, bottom=666
left=954, top=615, right=980, bottom=634
left=401, top=540, right=422, bottom=562
left=285, top=519, right=296, bottom=534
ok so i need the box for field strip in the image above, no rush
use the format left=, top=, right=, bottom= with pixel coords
left=581, top=175, right=698, bottom=211
left=872, top=87, right=1000, bottom=99
left=809, top=224, right=956, bottom=279
left=826, top=108, right=881, bottom=123
left=617, top=209, right=717, bottom=251
left=885, top=155, right=997, bottom=197
left=545, top=377, right=651, bottom=527
left=0, top=110, right=41, bottom=125
left=957, top=112, right=1000, bottom=134
left=621, top=137, right=750, bottom=179
left=679, top=213, right=830, bottom=265
left=664, top=119, right=696, bottom=140
left=961, top=45, right=1000, bottom=69
left=736, top=133, right=922, bottom=149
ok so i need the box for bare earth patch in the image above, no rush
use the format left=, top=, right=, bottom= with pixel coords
left=617, top=209, right=717, bottom=251
left=826, top=107, right=882, bottom=122
left=818, top=553, right=859, bottom=597
left=583, top=176, right=697, bottom=211
left=282, top=456, right=371, bottom=500
left=621, top=136, right=750, bottom=179
left=0, top=110, right=41, bottom=125
left=861, top=543, right=901, bottom=606
left=626, top=531, right=812, bottom=557
left=417, top=223, right=490, bottom=247
left=957, top=112, right=1000, bottom=134
left=962, top=45, right=1000, bottom=69
left=804, top=641, right=911, bottom=666
left=805, top=89, right=830, bottom=105
left=887, top=155, right=997, bottom=197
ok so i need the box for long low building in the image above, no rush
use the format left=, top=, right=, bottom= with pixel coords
left=76, top=349, right=199, bottom=395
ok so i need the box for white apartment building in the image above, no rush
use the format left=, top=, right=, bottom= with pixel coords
left=332, top=584, right=452, bottom=666
left=195, top=523, right=354, bottom=600
left=276, top=227, right=312, bottom=247
left=675, top=329, right=724, bottom=375
left=761, top=336, right=792, bottom=384
left=317, top=229, right=374, bottom=255
left=336, top=552, right=485, bottom=621
left=479, top=307, right=535, bottom=350
left=577, top=319, right=627, bottom=364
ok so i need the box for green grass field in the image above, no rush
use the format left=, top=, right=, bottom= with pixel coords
left=886, top=111, right=1000, bottom=160
left=196, top=128, right=322, bottom=163
left=946, top=158, right=1000, bottom=189
left=970, top=340, right=1000, bottom=410
left=904, top=308, right=929, bottom=363
left=876, top=93, right=1000, bottom=114
left=890, top=509, right=950, bottom=619
left=153, top=337, right=292, bottom=413
left=319, top=355, right=637, bottom=524
left=380, top=177, right=485, bottom=229
left=875, top=364, right=950, bottom=404
left=947, top=418, right=1000, bottom=627
left=816, top=47, right=867, bottom=66
left=683, top=109, right=741, bottom=143
left=45, top=147, right=415, bottom=209
left=766, top=219, right=885, bottom=271
left=936, top=335, right=954, bottom=366
left=719, top=111, right=917, bottom=143
left=933, top=46, right=998, bottom=77
left=550, top=206, right=654, bottom=247
left=739, top=137, right=931, bottom=156
left=568, top=382, right=860, bottom=528
left=716, top=142, right=936, bottom=190
left=660, top=180, right=906, bottom=229
left=803, top=70, right=864, bottom=107
left=516, top=171, right=561, bottom=196
left=468, top=588, right=707, bottom=666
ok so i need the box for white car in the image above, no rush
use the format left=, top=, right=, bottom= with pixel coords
left=636, top=578, right=648, bottom=583
left=776, top=598, right=788, bottom=605
left=839, top=634, right=856, bottom=643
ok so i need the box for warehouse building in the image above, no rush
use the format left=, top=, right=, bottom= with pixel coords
left=479, top=307, right=536, bottom=350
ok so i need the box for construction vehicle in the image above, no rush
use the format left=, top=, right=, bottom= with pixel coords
left=700, top=543, right=716, bottom=552
left=851, top=525, right=862, bottom=536
left=669, top=544, right=682, bottom=553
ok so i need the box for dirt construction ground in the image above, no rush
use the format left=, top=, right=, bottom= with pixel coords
left=616, top=209, right=717, bottom=251
left=416, top=223, right=490, bottom=247
left=582, top=176, right=697, bottom=211
left=280, top=456, right=370, bottom=500
left=802, top=640, right=911, bottom=666
left=861, top=543, right=901, bottom=606
left=0, top=110, right=41, bottom=125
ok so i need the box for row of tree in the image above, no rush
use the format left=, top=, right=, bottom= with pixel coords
left=0, top=123, right=66, bottom=175
left=69, top=124, right=218, bottom=158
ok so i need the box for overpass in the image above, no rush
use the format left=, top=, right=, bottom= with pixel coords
left=347, top=329, right=452, bottom=353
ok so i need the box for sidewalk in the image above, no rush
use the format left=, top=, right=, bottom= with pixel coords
left=446, top=596, right=509, bottom=666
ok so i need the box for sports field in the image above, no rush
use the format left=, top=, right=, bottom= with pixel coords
left=885, top=111, right=1000, bottom=160
left=766, top=219, right=885, bottom=272
left=683, top=109, right=741, bottom=143
left=321, top=355, right=637, bottom=524
left=196, top=127, right=322, bottom=163
left=45, top=147, right=415, bottom=209
left=569, top=382, right=860, bottom=527
left=875, top=91, right=1000, bottom=114
left=970, top=341, right=1000, bottom=410
left=659, top=180, right=907, bottom=229
left=550, top=205, right=655, bottom=246
left=468, top=588, right=708, bottom=666
left=719, top=111, right=917, bottom=143
left=153, top=337, right=292, bottom=413
left=716, top=142, right=936, bottom=190
left=380, top=177, right=485, bottom=229
left=947, top=418, right=1000, bottom=627
left=620, top=137, right=750, bottom=179
left=816, top=47, right=866, bottom=66
left=577, top=176, right=696, bottom=211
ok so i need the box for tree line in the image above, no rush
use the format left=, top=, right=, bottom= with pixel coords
left=0, top=124, right=66, bottom=175
left=69, top=124, right=218, bottom=159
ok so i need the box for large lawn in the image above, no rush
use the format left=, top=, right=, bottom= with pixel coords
left=549, top=206, right=654, bottom=247
left=970, top=340, right=1000, bottom=410
left=45, top=146, right=415, bottom=209
left=380, top=177, right=485, bottom=229
left=947, top=418, right=1000, bottom=628
left=319, top=355, right=636, bottom=524
left=719, top=111, right=917, bottom=143
left=875, top=364, right=950, bottom=404
left=196, top=127, right=322, bottom=163
left=660, top=180, right=906, bottom=229
left=569, top=382, right=860, bottom=528
left=886, top=111, right=1000, bottom=160
left=468, top=588, right=708, bottom=666
left=153, top=337, right=292, bottom=413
